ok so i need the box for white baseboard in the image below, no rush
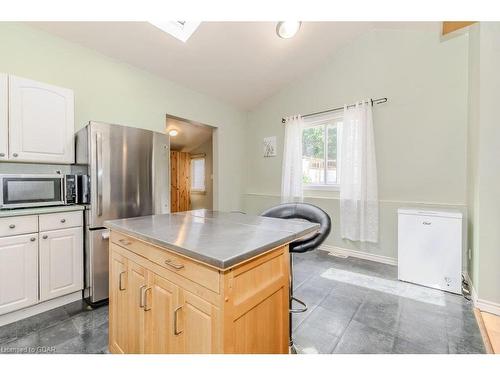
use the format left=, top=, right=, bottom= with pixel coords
left=475, top=299, right=500, bottom=316
left=0, top=291, right=82, bottom=327
left=319, top=244, right=398, bottom=266
left=464, top=272, right=500, bottom=316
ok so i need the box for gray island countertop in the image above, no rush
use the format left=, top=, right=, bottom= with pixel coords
left=104, top=209, right=319, bottom=269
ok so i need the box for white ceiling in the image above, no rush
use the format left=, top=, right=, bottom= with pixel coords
left=166, top=116, right=213, bottom=152
left=29, top=22, right=439, bottom=110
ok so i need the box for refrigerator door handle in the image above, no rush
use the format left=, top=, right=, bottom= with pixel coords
left=96, top=132, right=103, bottom=217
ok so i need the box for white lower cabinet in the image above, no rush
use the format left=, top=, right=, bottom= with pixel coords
left=39, top=227, right=83, bottom=302
left=0, top=233, right=38, bottom=315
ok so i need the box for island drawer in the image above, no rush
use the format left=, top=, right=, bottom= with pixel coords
left=111, top=232, right=220, bottom=293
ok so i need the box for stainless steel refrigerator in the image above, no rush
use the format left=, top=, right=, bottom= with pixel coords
left=75, top=121, right=170, bottom=304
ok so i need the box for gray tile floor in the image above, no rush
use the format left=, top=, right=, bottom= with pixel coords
left=0, top=251, right=485, bottom=354
left=292, top=251, right=485, bottom=354
left=0, top=300, right=108, bottom=354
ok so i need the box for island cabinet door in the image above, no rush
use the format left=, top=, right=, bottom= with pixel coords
left=109, top=249, right=128, bottom=354
left=176, top=289, right=221, bottom=354
left=126, top=260, right=149, bottom=354
left=144, top=273, right=180, bottom=354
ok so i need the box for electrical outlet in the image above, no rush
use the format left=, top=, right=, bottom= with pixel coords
left=468, top=248, right=472, bottom=260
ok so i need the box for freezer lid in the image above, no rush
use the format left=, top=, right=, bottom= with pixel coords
left=397, top=207, right=463, bottom=219
left=86, top=122, right=170, bottom=228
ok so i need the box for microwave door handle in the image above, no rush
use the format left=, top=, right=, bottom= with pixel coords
left=62, top=177, right=66, bottom=204
left=96, top=132, right=103, bottom=217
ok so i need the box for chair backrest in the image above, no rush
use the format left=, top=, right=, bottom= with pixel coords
left=261, top=203, right=331, bottom=253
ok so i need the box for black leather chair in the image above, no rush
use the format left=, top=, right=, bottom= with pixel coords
left=261, top=203, right=331, bottom=353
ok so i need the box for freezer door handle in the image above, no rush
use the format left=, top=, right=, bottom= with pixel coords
left=101, top=231, right=110, bottom=240
left=96, top=132, right=103, bottom=217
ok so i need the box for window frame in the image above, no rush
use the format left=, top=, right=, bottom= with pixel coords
left=190, top=155, right=206, bottom=194
left=302, top=112, right=342, bottom=192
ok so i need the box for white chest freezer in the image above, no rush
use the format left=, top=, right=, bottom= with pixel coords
left=397, top=208, right=463, bottom=294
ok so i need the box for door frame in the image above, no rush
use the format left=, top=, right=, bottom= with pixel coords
left=165, top=114, right=218, bottom=210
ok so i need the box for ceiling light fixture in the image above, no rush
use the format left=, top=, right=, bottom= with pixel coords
left=149, top=21, right=201, bottom=42
left=276, top=21, right=302, bottom=39
left=168, top=129, right=178, bottom=137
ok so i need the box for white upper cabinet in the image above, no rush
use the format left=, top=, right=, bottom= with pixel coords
left=0, top=74, right=7, bottom=160
left=8, top=75, right=75, bottom=164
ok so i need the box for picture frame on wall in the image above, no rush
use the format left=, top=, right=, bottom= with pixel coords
left=263, top=136, right=277, bottom=157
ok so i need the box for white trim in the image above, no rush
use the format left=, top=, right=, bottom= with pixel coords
left=476, top=298, right=500, bottom=316
left=319, top=244, right=398, bottom=266
left=464, top=272, right=500, bottom=316
left=0, top=291, right=82, bottom=327
left=243, top=192, right=466, bottom=207
left=304, top=184, right=340, bottom=192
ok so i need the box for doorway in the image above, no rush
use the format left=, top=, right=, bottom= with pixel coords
left=166, top=115, right=214, bottom=213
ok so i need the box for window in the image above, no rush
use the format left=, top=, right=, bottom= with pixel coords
left=191, top=157, right=206, bottom=192
left=302, top=114, right=342, bottom=190
left=149, top=21, right=201, bottom=42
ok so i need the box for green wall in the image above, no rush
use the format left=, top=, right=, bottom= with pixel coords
left=243, top=28, right=469, bottom=261
left=467, top=23, right=500, bottom=309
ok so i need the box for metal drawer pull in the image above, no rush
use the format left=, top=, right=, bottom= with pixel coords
left=119, top=238, right=132, bottom=246
left=12, top=153, right=18, bottom=157
left=143, top=287, right=152, bottom=311
left=174, top=306, right=183, bottom=335
left=422, top=221, right=432, bottom=225
left=42, top=235, right=48, bottom=239
left=164, top=259, right=184, bottom=270
left=119, top=271, right=127, bottom=291
left=139, top=285, right=147, bottom=308
left=0, top=152, right=5, bottom=157
left=9, top=224, right=15, bottom=229
left=60, top=218, right=66, bottom=223
left=30, top=237, right=36, bottom=242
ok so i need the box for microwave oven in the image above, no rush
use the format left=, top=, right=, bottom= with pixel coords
left=0, top=174, right=67, bottom=209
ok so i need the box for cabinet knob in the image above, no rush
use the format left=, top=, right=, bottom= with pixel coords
left=42, top=235, right=48, bottom=239
left=0, top=152, right=5, bottom=157
left=60, top=218, right=66, bottom=223
left=30, top=237, right=36, bottom=242
left=9, top=224, right=15, bottom=229
left=12, top=153, right=18, bottom=157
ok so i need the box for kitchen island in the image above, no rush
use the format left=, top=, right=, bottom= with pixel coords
left=104, top=210, right=319, bottom=354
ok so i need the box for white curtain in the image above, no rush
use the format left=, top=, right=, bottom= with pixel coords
left=340, top=101, right=379, bottom=242
left=281, top=115, right=304, bottom=203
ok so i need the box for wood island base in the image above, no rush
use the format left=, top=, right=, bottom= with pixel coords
left=108, top=231, right=290, bottom=354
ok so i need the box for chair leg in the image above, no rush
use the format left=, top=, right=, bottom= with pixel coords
left=289, top=253, right=308, bottom=354
left=289, top=253, right=295, bottom=353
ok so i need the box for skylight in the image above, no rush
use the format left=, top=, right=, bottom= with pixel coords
left=149, top=21, right=201, bottom=42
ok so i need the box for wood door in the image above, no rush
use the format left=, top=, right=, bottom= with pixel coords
left=126, top=259, right=148, bottom=353
left=178, top=289, right=219, bottom=353
left=0, top=73, right=7, bottom=160
left=145, top=273, right=180, bottom=353
left=178, top=152, right=191, bottom=211
left=170, top=150, right=191, bottom=212
left=109, top=247, right=128, bottom=354
left=170, top=150, right=179, bottom=212
left=39, top=227, right=83, bottom=302
left=8, top=75, right=74, bottom=164
left=0, top=233, right=38, bottom=315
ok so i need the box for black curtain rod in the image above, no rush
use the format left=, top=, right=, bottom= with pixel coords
left=281, top=97, right=388, bottom=124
